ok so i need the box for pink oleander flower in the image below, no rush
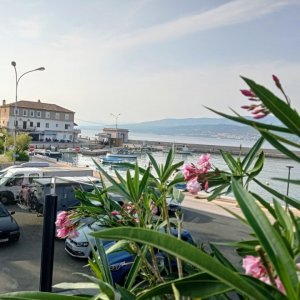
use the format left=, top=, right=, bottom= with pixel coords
left=198, top=153, right=212, bottom=172
left=187, top=178, right=201, bottom=194
left=56, top=226, right=78, bottom=239
left=182, top=163, right=201, bottom=181
left=240, top=89, right=256, bottom=97
left=242, top=255, right=286, bottom=295
left=55, top=211, right=72, bottom=228
left=275, top=277, right=285, bottom=294
left=242, top=255, right=266, bottom=278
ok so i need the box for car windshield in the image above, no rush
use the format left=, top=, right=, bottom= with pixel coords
left=89, top=222, right=105, bottom=231
left=0, top=205, right=9, bottom=217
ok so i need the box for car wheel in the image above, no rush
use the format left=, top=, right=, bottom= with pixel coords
left=0, top=192, right=13, bottom=204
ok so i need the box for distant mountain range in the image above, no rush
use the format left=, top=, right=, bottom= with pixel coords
left=79, top=116, right=280, bottom=139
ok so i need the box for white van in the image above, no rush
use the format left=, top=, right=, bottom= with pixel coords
left=0, top=166, right=94, bottom=204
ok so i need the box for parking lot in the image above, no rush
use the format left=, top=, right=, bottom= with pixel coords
left=0, top=203, right=249, bottom=294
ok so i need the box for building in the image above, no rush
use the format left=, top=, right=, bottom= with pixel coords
left=0, top=100, right=81, bottom=142
left=96, top=128, right=129, bottom=147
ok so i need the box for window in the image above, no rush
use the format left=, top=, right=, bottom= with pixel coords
left=29, top=173, right=39, bottom=184
left=55, top=113, right=60, bottom=120
left=65, top=124, right=69, bottom=130
left=46, top=123, right=49, bottom=128
left=14, top=108, right=19, bottom=116
left=37, top=122, right=40, bottom=128
left=15, top=121, right=18, bottom=127
left=6, top=174, right=24, bottom=187
left=69, top=135, right=72, bottom=140
left=30, top=122, right=33, bottom=127
left=37, top=111, right=41, bottom=117
left=45, top=112, right=50, bottom=118
left=65, top=114, right=69, bottom=120
left=23, top=110, right=28, bottom=116
left=30, top=110, right=34, bottom=117
left=56, top=124, right=59, bottom=128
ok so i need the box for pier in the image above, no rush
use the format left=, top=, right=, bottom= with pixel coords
left=127, top=139, right=299, bottom=159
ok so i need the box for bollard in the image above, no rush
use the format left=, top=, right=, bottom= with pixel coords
left=39, top=194, right=57, bottom=292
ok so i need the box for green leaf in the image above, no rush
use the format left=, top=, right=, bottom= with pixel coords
left=124, top=245, right=148, bottom=289
left=258, top=130, right=300, bottom=163
left=231, top=179, right=298, bottom=299
left=242, top=77, right=300, bottom=137
left=207, top=183, right=230, bottom=201
left=253, top=178, right=300, bottom=210
left=273, top=200, right=294, bottom=245
left=117, top=286, right=136, bottom=300
left=220, top=150, right=240, bottom=174
left=205, top=107, right=292, bottom=133
left=172, top=187, right=185, bottom=203
left=137, top=273, right=232, bottom=299
left=209, top=244, right=237, bottom=272
left=0, top=292, right=90, bottom=299
left=92, top=228, right=273, bottom=300
left=147, top=153, right=161, bottom=178
left=242, top=137, right=265, bottom=171
left=271, top=178, right=300, bottom=185
left=246, top=151, right=264, bottom=183
left=250, top=192, right=276, bottom=219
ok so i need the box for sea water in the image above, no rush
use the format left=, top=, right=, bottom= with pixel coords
left=61, top=149, right=298, bottom=202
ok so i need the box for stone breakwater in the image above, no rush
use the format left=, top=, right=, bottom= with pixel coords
left=127, top=139, right=299, bottom=159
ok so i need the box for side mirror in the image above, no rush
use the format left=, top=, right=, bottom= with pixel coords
left=10, top=211, right=15, bottom=215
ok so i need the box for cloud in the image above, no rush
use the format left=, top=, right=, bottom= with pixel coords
left=14, top=18, right=42, bottom=39
left=101, top=0, right=297, bottom=50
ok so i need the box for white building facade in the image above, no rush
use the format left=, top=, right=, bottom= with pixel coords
left=0, top=100, right=81, bottom=142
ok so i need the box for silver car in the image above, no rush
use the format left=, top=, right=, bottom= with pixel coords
left=65, top=221, right=108, bottom=258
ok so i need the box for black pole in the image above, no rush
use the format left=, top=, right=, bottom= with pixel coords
left=39, top=194, right=57, bottom=292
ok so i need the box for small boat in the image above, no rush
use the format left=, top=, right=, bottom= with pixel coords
left=106, top=153, right=137, bottom=159
left=100, top=155, right=136, bottom=164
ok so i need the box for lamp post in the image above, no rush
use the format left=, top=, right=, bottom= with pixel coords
left=110, top=113, right=120, bottom=146
left=11, top=61, right=45, bottom=164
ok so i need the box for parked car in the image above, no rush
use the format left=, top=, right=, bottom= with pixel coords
left=105, top=228, right=195, bottom=284
left=65, top=221, right=111, bottom=258
left=0, top=202, right=20, bottom=243
left=65, top=223, right=193, bottom=260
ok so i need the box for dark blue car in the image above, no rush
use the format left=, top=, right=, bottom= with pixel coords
left=104, top=228, right=194, bottom=285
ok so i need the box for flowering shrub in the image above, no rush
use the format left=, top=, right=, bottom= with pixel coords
left=1, top=75, right=299, bottom=300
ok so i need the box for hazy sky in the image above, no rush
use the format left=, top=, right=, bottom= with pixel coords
left=1, top=0, right=299, bottom=125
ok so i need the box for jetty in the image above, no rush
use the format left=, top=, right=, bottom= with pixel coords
left=126, top=139, right=299, bottom=159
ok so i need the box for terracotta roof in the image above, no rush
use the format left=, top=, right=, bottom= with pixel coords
left=5, top=100, right=74, bottom=113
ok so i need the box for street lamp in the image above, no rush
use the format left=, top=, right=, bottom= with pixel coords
left=110, top=113, right=120, bottom=147
left=11, top=61, right=45, bottom=163
left=110, top=113, right=121, bottom=130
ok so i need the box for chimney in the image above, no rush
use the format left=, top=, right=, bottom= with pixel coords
left=37, top=99, right=41, bottom=103
left=2, top=99, right=6, bottom=106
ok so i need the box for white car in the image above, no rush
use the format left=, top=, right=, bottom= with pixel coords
left=65, top=221, right=109, bottom=258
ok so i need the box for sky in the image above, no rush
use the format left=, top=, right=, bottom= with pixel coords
left=0, top=0, right=299, bottom=126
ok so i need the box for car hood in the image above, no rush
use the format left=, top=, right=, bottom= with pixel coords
left=0, top=216, right=19, bottom=231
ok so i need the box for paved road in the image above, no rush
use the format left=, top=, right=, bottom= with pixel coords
left=0, top=204, right=249, bottom=293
